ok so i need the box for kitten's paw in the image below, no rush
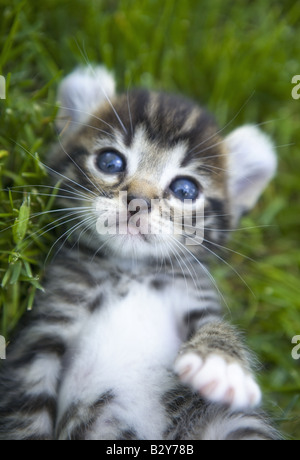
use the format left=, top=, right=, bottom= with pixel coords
left=174, top=352, right=261, bottom=410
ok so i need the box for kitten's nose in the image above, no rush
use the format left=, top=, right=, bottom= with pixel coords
left=126, top=178, right=159, bottom=215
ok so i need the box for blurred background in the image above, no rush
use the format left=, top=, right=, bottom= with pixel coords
left=0, top=0, right=299, bottom=439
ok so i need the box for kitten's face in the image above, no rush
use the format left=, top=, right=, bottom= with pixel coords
left=50, top=67, right=276, bottom=261
left=52, top=90, right=229, bottom=259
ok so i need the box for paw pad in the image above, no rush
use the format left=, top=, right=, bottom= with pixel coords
left=174, top=352, right=261, bottom=410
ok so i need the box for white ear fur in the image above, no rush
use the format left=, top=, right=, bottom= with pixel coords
left=56, top=66, right=116, bottom=133
left=225, top=125, right=277, bottom=222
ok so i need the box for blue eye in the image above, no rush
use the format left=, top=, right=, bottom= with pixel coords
left=96, top=151, right=126, bottom=174
left=169, top=177, right=199, bottom=201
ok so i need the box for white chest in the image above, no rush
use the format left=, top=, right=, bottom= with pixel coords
left=57, top=282, right=188, bottom=438
left=74, top=282, right=185, bottom=381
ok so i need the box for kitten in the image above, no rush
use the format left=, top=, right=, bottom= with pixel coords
left=0, top=66, right=279, bottom=440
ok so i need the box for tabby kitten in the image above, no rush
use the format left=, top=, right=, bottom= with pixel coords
left=0, top=66, right=278, bottom=440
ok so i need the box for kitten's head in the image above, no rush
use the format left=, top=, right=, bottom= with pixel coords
left=49, top=66, right=276, bottom=261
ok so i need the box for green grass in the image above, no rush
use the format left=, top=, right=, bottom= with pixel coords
left=1, top=0, right=300, bottom=439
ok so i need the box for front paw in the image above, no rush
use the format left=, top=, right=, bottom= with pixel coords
left=174, top=352, right=261, bottom=411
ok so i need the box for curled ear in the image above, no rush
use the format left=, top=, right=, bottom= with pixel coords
left=225, top=125, right=277, bottom=224
left=56, top=65, right=116, bottom=133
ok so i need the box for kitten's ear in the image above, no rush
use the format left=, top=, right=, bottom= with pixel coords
left=56, top=66, right=116, bottom=133
left=225, top=125, right=277, bottom=224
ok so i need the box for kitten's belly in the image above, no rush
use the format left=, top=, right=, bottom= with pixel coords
left=57, top=284, right=182, bottom=438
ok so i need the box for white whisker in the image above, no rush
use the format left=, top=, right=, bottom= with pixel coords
left=185, top=232, right=255, bottom=298
left=57, top=137, right=107, bottom=198
left=187, top=91, right=256, bottom=156
left=168, top=236, right=205, bottom=292
left=23, top=209, right=93, bottom=247
left=76, top=46, right=128, bottom=136
left=11, top=140, right=99, bottom=199
left=169, top=235, right=229, bottom=311
left=66, top=119, right=115, bottom=138
left=6, top=184, right=94, bottom=202
left=163, top=237, right=190, bottom=292
left=127, top=88, right=134, bottom=138
left=56, top=104, right=117, bottom=132
left=90, top=235, right=114, bottom=262
left=46, top=215, right=96, bottom=264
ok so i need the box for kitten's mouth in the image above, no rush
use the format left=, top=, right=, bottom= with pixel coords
left=127, top=217, right=143, bottom=235
left=116, top=218, right=148, bottom=240
left=113, top=211, right=150, bottom=237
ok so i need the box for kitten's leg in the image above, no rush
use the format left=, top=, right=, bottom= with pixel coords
left=0, top=254, right=102, bottom=440
left=0, top=319, right=67, bottom=440
left=196, top=407, right=279, bottom=440
left=164, top=386, right=279, bottom=440
left=170, top=320, right=279, bottom=440
left=174, top=321, right=261, bottom=410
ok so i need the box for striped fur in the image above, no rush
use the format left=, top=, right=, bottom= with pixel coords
left=0, top=67, right=278, bottom=440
